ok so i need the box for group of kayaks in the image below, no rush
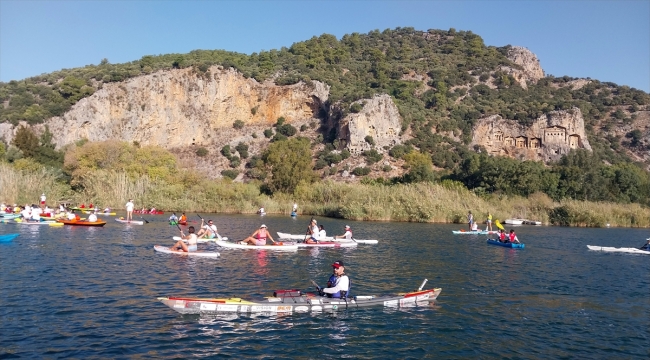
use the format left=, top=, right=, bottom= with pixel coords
left=153, top=231, right=380, bottom=257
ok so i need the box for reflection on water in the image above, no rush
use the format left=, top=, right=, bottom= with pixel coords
left=0, top=215, right=648, bottom=358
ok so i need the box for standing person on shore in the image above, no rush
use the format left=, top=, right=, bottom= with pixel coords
left=125, top=199, right=134, bottom=222
left=467, top=211, right=474, bottom=231
left=40, top=193, right=46, bottom=209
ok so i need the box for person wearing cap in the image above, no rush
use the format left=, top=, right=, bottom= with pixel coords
left=305, top=219, right=320, bottom=244
left=197, top=219, right=218, bottom=239
left=640, top=239, right=650, bottom=251
left=170, top=226, right=198, bottom=252
left=241, top=224, right=276, bottom=246
left=40, top=193, right=46, bottom=208
left=335, top=225, right=353, bottom=241
left=125, top=199, right=134, bottom=222
left=320, top=261, right=350, bottom=299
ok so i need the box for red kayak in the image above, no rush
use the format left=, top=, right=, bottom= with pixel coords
left=134, top=210, right=164, bottom=215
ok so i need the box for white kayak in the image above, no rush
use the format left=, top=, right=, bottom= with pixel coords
left=295, top=241, right=358, bottom=248
left=276, top=232, right=378, bottom=244
left=115, top=218, right=144, bottom=225
left=587, top=245, right=650, bottom=255
left=215, top=240, right=298, bottom=251
left=173, top=235, right=229, bottom=243
left=154, top=245, right=220, bottom=257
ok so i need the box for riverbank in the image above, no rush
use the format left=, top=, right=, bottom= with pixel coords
left=1, top=164, right=648, bottom=227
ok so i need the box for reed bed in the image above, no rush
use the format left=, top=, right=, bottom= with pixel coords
left=2, top=165, right=649, bottom=228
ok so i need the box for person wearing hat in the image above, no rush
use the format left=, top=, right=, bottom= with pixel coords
left=335, top=225, right=353, bottom=241
left=40, top=193, right=46, bottom=208
left=320, top=261, right=350, bottom=299
left=197, top=218, right=218, bottom=239
left=125, top=199, right=134, bottom=222
left=305, top=219, right=320, bottom=244
left=240, top=224, right=276, bottom=246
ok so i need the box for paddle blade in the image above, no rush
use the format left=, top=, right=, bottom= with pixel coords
left=495, top=219, right=505, bottom=230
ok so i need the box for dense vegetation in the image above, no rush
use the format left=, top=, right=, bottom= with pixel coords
left=1, top=27, right=649, bottom=211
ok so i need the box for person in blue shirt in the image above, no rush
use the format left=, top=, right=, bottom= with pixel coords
left=640, top=239, right=650, bottom=250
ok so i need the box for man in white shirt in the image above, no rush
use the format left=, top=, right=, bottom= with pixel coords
left=335, top=225, right=353, bottom=241
left=125, top=199, right=134, bottom=221
left=197, top=219, right=218, bottom=239
left=40, top=193, right=46, bottom=208
left=31, top=206, right=43, bottom=221
left=321, top=261, right=350, bottom=299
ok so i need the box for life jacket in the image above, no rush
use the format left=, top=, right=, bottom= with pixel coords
left=326, top=274, right=351, bottom=299
left=509, top=232, right=516, bottom=242
left=499, top=232, right=506, bottom=241
left=257, top=228, right=267, bottom=240
left=180, top=215, right=187, bottom=221
left=75, top=214, right=81, bottom=221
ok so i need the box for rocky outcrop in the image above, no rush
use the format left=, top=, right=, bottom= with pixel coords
left=23, top=67, right=328, bottom=149
left=471, top=107, right=591, bottom=162
left=501, top=46, right=545, bottom=89
left=337, top=94, right=402, bottom=155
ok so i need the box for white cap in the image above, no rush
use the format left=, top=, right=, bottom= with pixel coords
left=345, top=225, right=350, bottom=228
left=260, top=224, right=267, bottom=228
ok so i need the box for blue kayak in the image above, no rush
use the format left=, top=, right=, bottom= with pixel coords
left=290, top=212, right=297, bottom=217
left=487, top=239, right=525, bottom=248
left=0, top=233, right=19, bottom=242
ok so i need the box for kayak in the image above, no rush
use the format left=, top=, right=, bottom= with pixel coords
left=295, top=241, right=358, bottom=248
left=169, top=221, right=178, bottom=225
left=82, top=211, right=116, bottom=216
left=135, top=210, right=164, bottom=215
left=452, top=230, right=498, bottom=235
left=178, top=220, right=187, bottom=226
left=215, top=240, right=298, bottom=251
left=587, top=245, right=650, bottom=255
left=57, top=219, right=107, bottom=227
left=291, top=211, right=297, bottom=217
left=0, top=213, right=21, bottom=219
left=173, top=235, right=230, bottom=243
left=115, top=218, right=145, bottom=225
left=0, top=233, right=19, bottom=242
left=14, top=219, right=64, bottom=226
left=486, top=239, right=525, bottom=248
left=154, top=245, right=220, bottom=258
left=276, top=232, right=378, bottom=244
left=157, top=285, right=442, bottom=315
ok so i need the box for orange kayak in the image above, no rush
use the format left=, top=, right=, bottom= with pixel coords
left=57, top=219, right=107, bottom=227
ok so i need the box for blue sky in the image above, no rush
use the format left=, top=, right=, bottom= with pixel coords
left=1, top=0, right=648, bottom=92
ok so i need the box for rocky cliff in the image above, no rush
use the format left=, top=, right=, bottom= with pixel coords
left=470, top=107, right=591, bottom=162
left=501, top=46, right=545, bottom=89
left=28, top=66, right=329, bottom=149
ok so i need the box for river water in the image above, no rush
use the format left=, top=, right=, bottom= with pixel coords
left=1, top=214, right=648, bottom=358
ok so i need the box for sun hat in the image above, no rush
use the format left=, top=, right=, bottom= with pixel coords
left=260, top=224, right=267, bottom=228
left=345, top=225, right=350, bottom=229
left=332, top=261, right=344, bottom=269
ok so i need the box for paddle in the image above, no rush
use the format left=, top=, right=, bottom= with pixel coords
left=196, top=214, right=223, bottom=240
left=140, top=216, right=150, bottom=224
left=310, top=279, right=324, bottom=295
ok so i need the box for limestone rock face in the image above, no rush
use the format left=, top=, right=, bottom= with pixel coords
left=501, top=46, right=545, bottom=89
left=338, top=94, right=402, bottom=155
left=471, top=107, right=591, bottom=162
left=26, top=67, right=329, bottom=149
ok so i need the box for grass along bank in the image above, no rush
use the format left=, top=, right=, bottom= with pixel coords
left=1, top=165, right=648, bottom=228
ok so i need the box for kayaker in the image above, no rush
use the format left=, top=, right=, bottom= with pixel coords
left=21, top=206, right=31, bottom=220
left=487, top=212, right=493, bottom=231
left=240, top=224, right=276, bottom=245
left=169, top=213, right=178, bottom=223
left=197, top=219, right=218, bottom=239
left=125, top=199, right=134, bottom=222
left=103, top=207, right=111, bottom=213
left=88, top=213, right=98, bottom=222
left=335, top=225, right=353, bottom=241
left=471, top=222, right=479, bottom=231
left=320, top=261, right=350, bottom=299
left=497, top=229, right=507, bottom=242
left=640, top=239, right=650, bottom=250
left=150, top=207, right=156, bottom=213
left=31, top=206, right=42, bottom=221
left=170, top=226, right=198, bottom=252
left=467, top=211, right=474, bottom=231
left=305, top=219, right=319, bottom=244
left=318, top=225, right=326, bottom=238
left=179, top=213, right=187, bottom=224
left=508, top=229, right=520, bottom=244
left=258, top=207, right=266, bottom=215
